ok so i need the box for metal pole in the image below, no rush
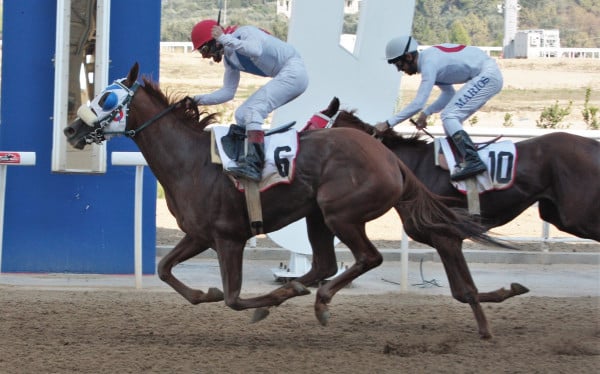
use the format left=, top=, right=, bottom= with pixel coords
left=134, top=165, right=144, bottom=289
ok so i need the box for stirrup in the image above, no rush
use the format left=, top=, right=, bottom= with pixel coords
left=451, top=163, right=486, bottom=181
left=227, top=165, right=262, bottom=182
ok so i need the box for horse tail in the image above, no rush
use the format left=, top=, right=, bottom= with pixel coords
left=394, top=160, right=512, bottom=249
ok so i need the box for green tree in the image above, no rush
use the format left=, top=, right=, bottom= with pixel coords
left=159, top=0, right=600, bottom=47
left=449, top=20, right=471, bottom=44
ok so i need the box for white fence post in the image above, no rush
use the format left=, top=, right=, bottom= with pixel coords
left=0, top=152, right=36, bottom=273
left=111, top=152, right=147, bottom=289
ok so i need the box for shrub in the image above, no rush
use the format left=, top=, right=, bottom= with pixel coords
left=536, top=101, right=572, bottom=129
left=503, top=113, right=514, bottom=127
left=468, top=115, right=478, bottom=127
left=582, top=87, right=599, bottom=130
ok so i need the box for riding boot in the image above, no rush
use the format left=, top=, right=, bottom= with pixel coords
left=227, top=130, right=265, bottom=182
left=450, top=130, right=487, bottom=181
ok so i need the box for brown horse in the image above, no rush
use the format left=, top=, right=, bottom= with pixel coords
left=316, top=97, right=600, bottom=242
left=64, top=63, right=526, bottom=339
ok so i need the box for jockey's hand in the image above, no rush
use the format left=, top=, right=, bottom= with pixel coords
left=211, top=25, right=224, bottom=40
left=414, top=112, right=428, bottom=129
left=374, top=121, right=391, bottom=133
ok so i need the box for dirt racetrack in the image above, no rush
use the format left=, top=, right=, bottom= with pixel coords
left=0, top=287, right=598, bottom=373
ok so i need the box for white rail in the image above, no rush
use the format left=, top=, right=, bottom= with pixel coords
left=112, top=152, right=147, bottom=288
left=0, top=152, right=37, bottom=273
left=160, top=42, right=600, bottom=59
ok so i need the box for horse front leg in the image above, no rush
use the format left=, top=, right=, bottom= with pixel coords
left=215, top=238, right=311, bottom=315
left=294, top=209, right=339, bottom=286
left=157, top=234, right=224, bottom=304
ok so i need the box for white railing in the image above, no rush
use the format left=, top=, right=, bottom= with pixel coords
left=160, top=41, right=195, bottom=53
left=112, top=152, right=147, bottom=288
left=159, top=42, right=600, bottom=59
left=0, top=152, right=36, bottom=273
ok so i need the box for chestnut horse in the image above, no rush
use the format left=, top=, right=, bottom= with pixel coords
left=316, top=97, right=600, bottom=242
left=64, top=63, right=526, bottom=339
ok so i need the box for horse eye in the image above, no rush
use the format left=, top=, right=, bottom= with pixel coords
left=99, top=92, right=119, bottom=111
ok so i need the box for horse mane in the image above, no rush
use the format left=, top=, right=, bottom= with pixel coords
left=337, top=110, right=429, bottom=147
left=141, top=76, right=219, bottom=131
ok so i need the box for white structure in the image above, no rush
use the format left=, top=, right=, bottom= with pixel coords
left=268, top=0, right=413, bottom=280
left=499, top=0, right=520, bottom=58
left=276, top=0, right=361, bottom=18
left=514, top=29, right=561, bottom=58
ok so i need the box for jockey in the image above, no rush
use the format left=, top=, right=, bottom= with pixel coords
left=374, top=36, right=503, bottom=181
left=191, top=20, right=309, bottom=182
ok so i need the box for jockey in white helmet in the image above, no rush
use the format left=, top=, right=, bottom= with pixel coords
left=375, top=36, right=503, bottom=181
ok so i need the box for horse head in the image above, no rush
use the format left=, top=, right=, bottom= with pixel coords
left=64, top=63, right=141, bottom=149
left=304, top=97, right=378, bottom=136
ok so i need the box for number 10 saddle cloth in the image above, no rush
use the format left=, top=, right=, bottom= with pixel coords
left=435, top=137, right=517, bottom=194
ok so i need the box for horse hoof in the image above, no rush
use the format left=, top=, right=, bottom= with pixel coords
left=252, top=307, right=270, bottom=323
left=315, top=305, right=330, bottom=326
left=510, top=283, right=529, bottom=296
left=207, top=287, right=225, bottom=301
left=480, top=331, right=493, bottom=340
left=289, top=281, right=311, bottom=296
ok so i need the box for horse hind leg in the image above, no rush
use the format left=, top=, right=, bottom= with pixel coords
left=252, top=210, right=337, bottom=323
left=477, top=283, right=530, bottom=302
left=414, top=231, right=493, bottom=339
left=157, top=234, right=224, bottom=304
left=313, top=222, right=383, bottom=326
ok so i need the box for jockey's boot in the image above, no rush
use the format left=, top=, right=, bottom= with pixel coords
left=227, top=130, right=265, bottom=182
left=450, top=130, right=487, bottom=181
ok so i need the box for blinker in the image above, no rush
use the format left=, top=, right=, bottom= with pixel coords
left=101, top=92, right=119, bottom=111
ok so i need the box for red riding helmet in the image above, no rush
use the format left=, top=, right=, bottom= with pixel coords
left=191, top=19, right=218, bottom=50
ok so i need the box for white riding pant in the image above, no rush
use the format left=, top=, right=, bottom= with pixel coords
left=235, top=56, right=308, bottom=132
left=441, top=59, right=503, bottom=136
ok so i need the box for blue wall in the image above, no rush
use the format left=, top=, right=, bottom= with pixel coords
left=0, top=0, right=161, bottom=273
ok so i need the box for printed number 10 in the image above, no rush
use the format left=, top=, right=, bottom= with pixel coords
left=487, top=151, right=513, bottom=183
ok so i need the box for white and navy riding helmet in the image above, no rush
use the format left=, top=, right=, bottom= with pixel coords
left=385, top=35, right=419, bottom=63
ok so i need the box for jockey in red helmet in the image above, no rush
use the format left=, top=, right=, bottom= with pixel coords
left=190, top=20, right=309, bottom=182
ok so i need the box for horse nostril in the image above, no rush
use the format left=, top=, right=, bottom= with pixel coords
left=64, top=127, right=75, bottom=137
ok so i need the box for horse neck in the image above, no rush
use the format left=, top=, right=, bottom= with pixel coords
left=336, top=112, right=375, bottom=135
left=384, top=137, right=432, bottom=176
left=129, top=94, right=211, bottom=185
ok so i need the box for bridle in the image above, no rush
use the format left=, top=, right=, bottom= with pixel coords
left=81, top=80, right=184, bottom=144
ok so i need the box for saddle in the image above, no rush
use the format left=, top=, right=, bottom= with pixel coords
left=208, top=121, right=297, bottom=236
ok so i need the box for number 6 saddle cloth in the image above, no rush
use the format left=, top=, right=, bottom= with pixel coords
left=435, top=137, right=517, bottom=194
left=209, top=124, right=299, bottom=192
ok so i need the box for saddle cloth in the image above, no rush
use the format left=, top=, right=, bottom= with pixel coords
left=211, top=125, right=299, bottom=191
left=435, top=137, right=517, bottom=194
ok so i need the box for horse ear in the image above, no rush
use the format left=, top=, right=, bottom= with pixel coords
left=327, top=97, right=340, bottom=114
left=126, top=62, right=140, bottom=86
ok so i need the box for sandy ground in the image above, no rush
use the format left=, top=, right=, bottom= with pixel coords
left=1, top=288, right=598, bottom=373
